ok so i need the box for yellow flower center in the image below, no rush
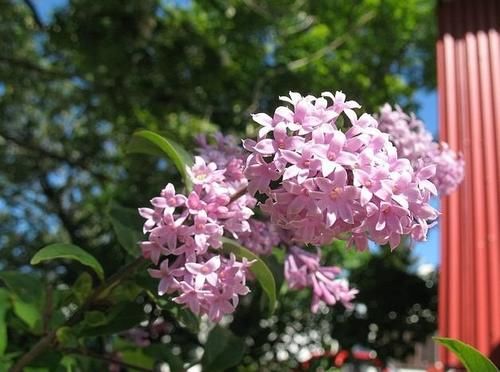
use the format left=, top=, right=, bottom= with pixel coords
left=330, top=187, right=343, bottom=200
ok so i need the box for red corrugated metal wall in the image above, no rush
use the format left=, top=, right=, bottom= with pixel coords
left=437, top=0, right=500, bottom=368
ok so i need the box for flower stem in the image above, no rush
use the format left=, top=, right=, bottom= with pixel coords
left=228, top=186, right=248, bottom=204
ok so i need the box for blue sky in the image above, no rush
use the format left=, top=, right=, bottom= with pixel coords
left=35, top=0, right=67, bottom=23
left=34, top=1, right=441, bottom=268
left=414, top=91, right=440, bottom=268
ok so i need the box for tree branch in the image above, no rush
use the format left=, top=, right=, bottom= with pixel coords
left=8, top=333, right=57, bottom=372
left=0, top=131, right=112, bottom=183
left=23, top=0, right=44, bottom=30
left=0, top=56, right=73, bottom=79
left=42, top=284, right=53, bottom=334
left=286, top=11, right=376, bottom=71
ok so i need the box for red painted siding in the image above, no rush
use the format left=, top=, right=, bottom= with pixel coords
left=437, top=0, right=500, bottom=367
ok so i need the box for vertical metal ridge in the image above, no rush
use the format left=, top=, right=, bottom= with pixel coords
left=438, top=0, right=500, bottom=367
left=443, top=0, right=460, bottom=352
left=436, top=16, right=450, bottom=363
left=477, top=0, right=500, bottom=351
left=455, top=10, right=474, bottom=347
left=464, top=0, right=490, bottom=354
left=486, top=0, right=500, bottom=351
left=451, top=0, right=467, bottom=347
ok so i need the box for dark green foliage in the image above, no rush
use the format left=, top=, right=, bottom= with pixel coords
left=229, top=247, right=437, bottom=370
left=202, top=326, right=246, bottom=371
left=0, top=0, right=438, bottom=369
left=332, top=247, right=438, bottom=362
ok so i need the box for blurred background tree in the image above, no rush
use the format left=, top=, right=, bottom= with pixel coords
left=0, top=0, right=437, bottom=369
left=230, top=244, right=437, bottom=370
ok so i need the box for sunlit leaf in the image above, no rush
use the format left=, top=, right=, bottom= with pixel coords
left=120, top=349, right=155, bottom=370
left=12, top=299, right=40, bottom=331
left=434, top=337, right=499, bottom=372
left=31, top=244, right=104, bottom=281
left=60, top=356, right=77, bottom=372
left=127, top=130, right=193, bottom=190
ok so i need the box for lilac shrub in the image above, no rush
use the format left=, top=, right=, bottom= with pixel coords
left=139, top=91, right=464, bottom=322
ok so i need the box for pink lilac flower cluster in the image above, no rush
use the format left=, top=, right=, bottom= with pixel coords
left=238, top=219, right=282, bottom=256
left=426, top=143, right=465, bottom=196
left=377, top=104, right=464, bottom=195
left=244, top=91, right=440, bottom=250
left=197, top=132, right=358, bottom=310
left=196, top=133, right=283, bottom=256
left=285, top=246, right=358, bottom=313
left=139, top=156, right=255, bottom=322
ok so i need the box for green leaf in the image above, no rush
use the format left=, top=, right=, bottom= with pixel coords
left=82, top=311, right=108, bottom=327
left=79, top=302, right=145, bottom=337
left=0, top=272, right=42, bottom=303
left=0, top=359, right=12, bottom=372
left=56, top=327, right=79, bottom=349
left=0, top=290, right=10, bottom=355
left=221, top=237, right=277, bottom=314
left=24, top=351, right=62, bottom=371
left=336, top=114, right=345, bottom=129
left=0, top=275, right=43, bottom=334
left=434, top=337, right=499, bottom=372
left=108, top=281, right=143, bottom=303
left=202, top=326, right=245, bottom=372
left=31, top=244, right=104, bottom=281
left=144, top=344, right=184, bottom=372
left=262, top=254, right=285, bottom=296
left=108, top=202, right=143, bottom=256
left=72, top=272, right=93, bottom=305
left=12, top=299, right=40, bottom=330
left=59, top=356, right=77, bottom=372
left=127, top=130, right=193, bottom=189
left=120, top=349, right=155, bottom=369
left=165, top=305, right=200, bottom=333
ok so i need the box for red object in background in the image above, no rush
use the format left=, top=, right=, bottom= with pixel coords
left=437, top=0, right=500, bottom=368
left=298, top=349, right=387, bottom=371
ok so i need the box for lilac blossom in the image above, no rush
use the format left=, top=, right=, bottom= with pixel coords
left=377, top=104, right=464, bottom=195
left=244, top=91, right=440, bottom=250
left=238, top=219, right=282, bottom=256
left=185, top=256, right=221, bottom=289
left=139, top=154, right=255, bottom=322
left=138, top=96, right=466, bottom=321
left=284, top=246, right=358, bottom=313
